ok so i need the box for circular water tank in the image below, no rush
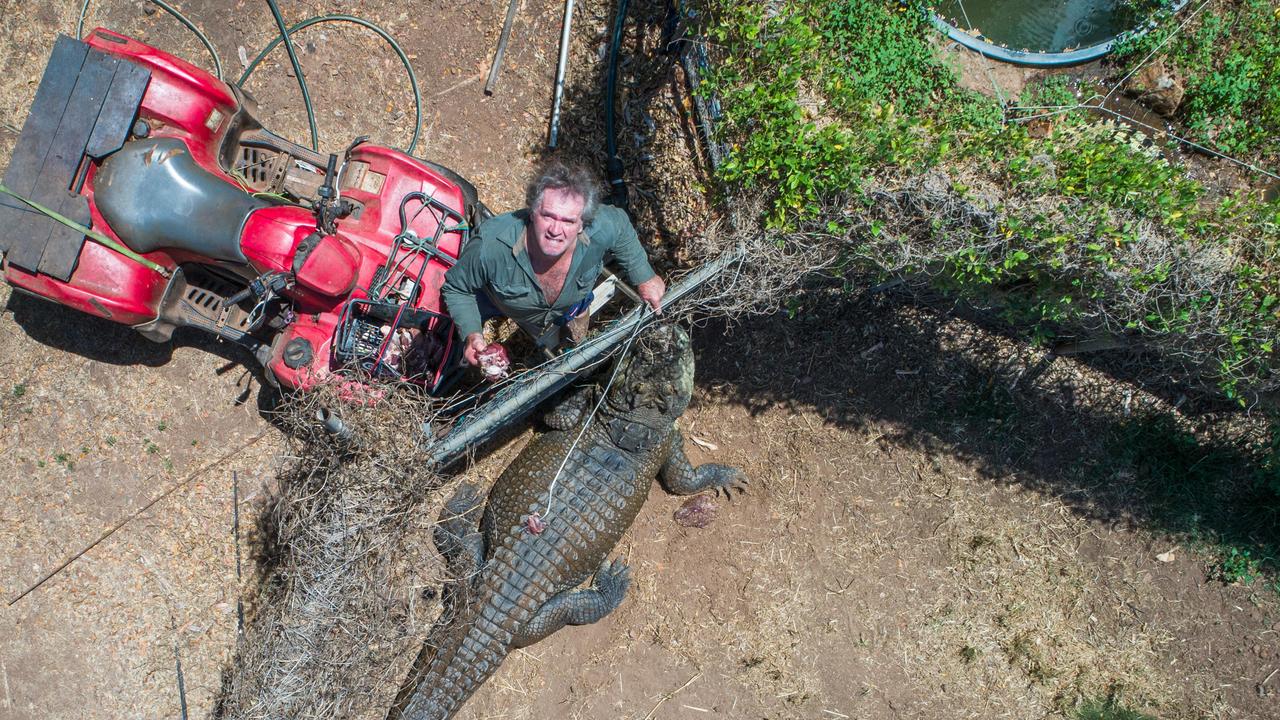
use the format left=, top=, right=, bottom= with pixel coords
left=931, top=0, right=1188, bottom=67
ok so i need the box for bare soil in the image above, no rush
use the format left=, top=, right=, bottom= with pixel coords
left=1, top=2, right=1278, bottom=719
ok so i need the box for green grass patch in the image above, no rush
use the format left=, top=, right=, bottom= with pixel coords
left=697, top=0, right=1280, bottom=404
left=1075, top=696, right=1159, bottom=720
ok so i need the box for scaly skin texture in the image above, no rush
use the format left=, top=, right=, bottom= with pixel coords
left=388, top=324, right=745, bottom=720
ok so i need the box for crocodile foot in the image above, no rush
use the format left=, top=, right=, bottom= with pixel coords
left=593, top=557, right=632, bottom=607
left=435, top=482, right=485, bottom=579
left=540, top=383, right=593, bottom=431
left=699, top=463, right=749, bottom=501
left=512, top=558, right=632, bottom=648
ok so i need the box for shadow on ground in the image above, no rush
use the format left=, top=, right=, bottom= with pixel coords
left=6, top=290, right=279, bottom=411
left=692, top=285, right=1280, bottom=582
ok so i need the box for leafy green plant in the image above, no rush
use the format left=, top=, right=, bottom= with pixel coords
left=1217, top=547, right=1262, bottom=585
left=1113, top=0, right=1280, bottom=162
left=700, top=0, right=1280, bottom=404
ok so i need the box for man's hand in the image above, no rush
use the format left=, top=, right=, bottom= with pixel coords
left=636, top=275, right=666, bottom=314
left=462, top=332, right=488, bottom=365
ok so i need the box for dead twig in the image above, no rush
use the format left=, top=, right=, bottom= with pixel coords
left=643, top=673, right=702, bottom=720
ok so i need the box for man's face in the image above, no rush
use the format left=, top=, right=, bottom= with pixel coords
left=529, top=186, right=585, bottom=260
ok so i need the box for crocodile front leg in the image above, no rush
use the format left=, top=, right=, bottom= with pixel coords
left=511, top=559, right=631, bottom=648
left=659, top=430, right=748, bottom=498
left=435, top=482, right=485, bottom=573
left=541, top=384, right=593, bottom=431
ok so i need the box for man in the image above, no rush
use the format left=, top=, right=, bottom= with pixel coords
left=441, top=160, right=666, bottom=367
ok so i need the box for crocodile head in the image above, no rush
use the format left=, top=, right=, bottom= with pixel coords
left=605, top=323, right=695, bottom=418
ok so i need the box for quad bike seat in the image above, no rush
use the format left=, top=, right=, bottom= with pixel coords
left=95, top=137, right=266, bottom=264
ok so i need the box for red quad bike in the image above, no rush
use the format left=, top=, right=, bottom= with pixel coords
left=0, top=29, right=491, bottom=395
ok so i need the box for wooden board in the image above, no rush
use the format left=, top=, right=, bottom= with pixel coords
left=0, top=35, right=150, bottom=281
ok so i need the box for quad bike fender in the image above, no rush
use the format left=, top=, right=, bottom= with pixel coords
left=4, top=240, right=168, bottom=325
left=85, top=28, right=236, bottom=168
left=340, top=145, right=466, bottom=255
left=265, top=315, right=339, bottom=391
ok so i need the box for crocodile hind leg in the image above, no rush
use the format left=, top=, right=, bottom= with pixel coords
left=659, top=430, right=748, bottom=498
left=511, top=558, right=631, bottom=648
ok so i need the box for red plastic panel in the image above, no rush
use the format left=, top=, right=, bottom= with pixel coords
left=85, top=28, right=234, bottom=174
left=267, top=316, right=338, bottom=390
left=5, top=240, right=170, bottom=325
left=295, top=233, right=360, bottom=297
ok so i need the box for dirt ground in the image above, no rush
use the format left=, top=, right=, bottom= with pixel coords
left=1, top=1, right=1278, bottom=719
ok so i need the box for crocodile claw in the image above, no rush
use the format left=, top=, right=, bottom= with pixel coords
left=594, top=558, right=632, bottom=604
left=704, top=465, right=748, bottom=500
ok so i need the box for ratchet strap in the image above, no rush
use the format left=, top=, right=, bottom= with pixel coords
left=0, top=181, right=168, bottom=277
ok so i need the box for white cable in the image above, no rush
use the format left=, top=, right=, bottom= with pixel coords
left=542, top=315, right=649, bottom=519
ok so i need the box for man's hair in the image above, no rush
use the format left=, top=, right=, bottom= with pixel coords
left=525, top=160, right=601, bottom=222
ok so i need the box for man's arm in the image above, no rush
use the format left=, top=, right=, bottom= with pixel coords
left=441, top=239, right=492, bottom=364
left=600, top=207, right=664, bottom=312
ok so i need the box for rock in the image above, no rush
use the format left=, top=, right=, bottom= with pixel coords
left=1126, top=59, right=1184, bottom=117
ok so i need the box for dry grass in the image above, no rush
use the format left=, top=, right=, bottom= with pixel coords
left=217, top=381, right=455, bottom=719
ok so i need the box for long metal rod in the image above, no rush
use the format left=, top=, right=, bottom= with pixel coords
left=547, top=0, right=576, bottom=148
left=485, top=0, right=522, bottom=95
left=421, top=247, right=744, bottom=469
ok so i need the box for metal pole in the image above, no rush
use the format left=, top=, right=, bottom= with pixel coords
left=421, top=247, right=744, bottom=469
left=485, top=0, right=521, bottom=95
left=547, top=0, right=576, bottom=148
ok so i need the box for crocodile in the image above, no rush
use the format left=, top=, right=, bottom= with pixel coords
left=388, top=323, right=745, bottom=720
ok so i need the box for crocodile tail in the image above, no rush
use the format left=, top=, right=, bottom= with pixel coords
left=393, top=608, right=513, bottom=720
left=391, top=545, right=551, bottom=720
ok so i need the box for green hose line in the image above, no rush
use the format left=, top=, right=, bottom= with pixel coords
left=77, top=0, right=90, bottom=40
left=263, top=0, right=319, bottom=152
left=77, top=0, right=224, bottom=80
left=238, top=14, right=424, bottom=155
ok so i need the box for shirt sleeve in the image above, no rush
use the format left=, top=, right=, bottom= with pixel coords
left=441, top=234, right=490, bottom=339
left=603, top=209, right=657, bottom=286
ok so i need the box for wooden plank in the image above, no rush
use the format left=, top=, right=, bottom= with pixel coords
left=41, top=58, right=151, bottom=280
left=37, top=196, right=92, bottom=281
left=85, top=60, right=149, bottom=159
left=0, top=36, right=88, bottom=254
left=6, top=49, right=117, bottom=273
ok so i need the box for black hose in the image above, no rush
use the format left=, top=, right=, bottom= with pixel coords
left=238, top=14, right=424, bottom=156
left=603, top=0, right=630, bottom=211
left=263, top=0, right=319, bottom=152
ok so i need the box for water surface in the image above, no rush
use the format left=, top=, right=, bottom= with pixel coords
left=934, top=0, right=1148, bottom=53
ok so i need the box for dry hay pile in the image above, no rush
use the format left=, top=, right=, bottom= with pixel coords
left=216, top=383, right=455, bottom=719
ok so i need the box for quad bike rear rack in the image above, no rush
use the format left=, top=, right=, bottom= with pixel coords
left=0, top=36, right=150, bottom=281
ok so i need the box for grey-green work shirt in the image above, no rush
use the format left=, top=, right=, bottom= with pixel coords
left=441, top=205, right=656, bottom=340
